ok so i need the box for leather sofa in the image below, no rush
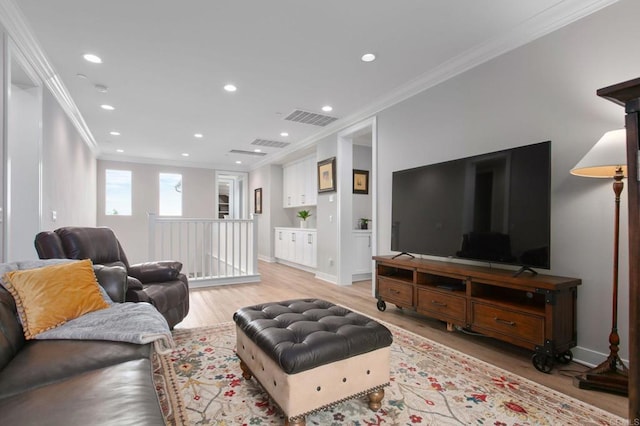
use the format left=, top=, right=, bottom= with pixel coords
left=0, top=260, right=165, bottom=425
left=34, top=226, right=189, bottom=329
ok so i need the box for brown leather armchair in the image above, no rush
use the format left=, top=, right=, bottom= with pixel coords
left=34, top=226, right=189, bottom=329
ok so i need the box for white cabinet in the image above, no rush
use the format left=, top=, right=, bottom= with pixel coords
left=283, top=155, right=317, bottom=208
left=353, top=230, right=372, bottom=278
left=275, top=227, right=317, bottom=269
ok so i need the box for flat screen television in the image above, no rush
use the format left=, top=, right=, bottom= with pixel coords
left=391, top=141, right=551, bottom=273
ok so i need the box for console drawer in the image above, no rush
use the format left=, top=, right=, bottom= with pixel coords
left=471, top=302, right=544, bottom=346
left=377, top=277, right=413, bottom=306
left=416, top=288, right=466, bottom=323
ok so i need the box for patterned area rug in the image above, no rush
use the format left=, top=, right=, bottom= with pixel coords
left=154, top=321, right=625, bottom=425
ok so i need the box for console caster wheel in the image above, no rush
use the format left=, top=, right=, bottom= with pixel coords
left=532, top=353, right=554, bottom=373
left=555, top=350, right=573, bottom=365
left=376, top=300, right=387, bottom=311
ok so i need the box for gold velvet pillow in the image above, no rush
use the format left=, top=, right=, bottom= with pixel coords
left=3, top=259, right=110, bottom=339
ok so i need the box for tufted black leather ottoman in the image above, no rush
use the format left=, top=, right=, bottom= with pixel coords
left=233, top=299, right=393, bottom=425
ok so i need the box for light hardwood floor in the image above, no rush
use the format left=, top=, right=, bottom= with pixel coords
left=176, top=260, right=628, bottom=419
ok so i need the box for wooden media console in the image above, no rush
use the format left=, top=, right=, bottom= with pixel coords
left=373, top=255, right=581, bottom=373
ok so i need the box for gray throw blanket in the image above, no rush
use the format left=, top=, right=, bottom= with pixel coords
left=35, top=302, right=174, bottom=354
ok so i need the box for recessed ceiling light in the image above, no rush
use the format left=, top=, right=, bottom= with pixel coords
left=235, top=160, right=242, bottom=164
left=83, top=53, right=102, bottom=64
left=95, top=84, right=108, bottom=93
left=361, top=53, right=376, bottom=62
left=100, top=104, right=115, bottom=111
left=224, top=84, right=237, bottom=92
left=76, top=73, right=88, bottom=79
left=181, top=153, right=189, bottom=157
left=322, top=105, right=333, bottom=112
left=254, top=149, right=262, bottom=153
left=110, top=131, right=120, bottom=136
left=280, top=132, right=289, bottom=137
left=116, top=149, right=124, bottom=153
left=194, top=133, right=203, bottom=138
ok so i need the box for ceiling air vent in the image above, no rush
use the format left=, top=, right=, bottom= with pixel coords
left=284, top=109, right=338, bottom=127
left=229, top=149, right=267, bottom=156
left=251, top=139, right=290, bottom=148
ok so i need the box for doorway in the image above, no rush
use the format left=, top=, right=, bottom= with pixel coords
left=215, top=171, right=248, bottom=219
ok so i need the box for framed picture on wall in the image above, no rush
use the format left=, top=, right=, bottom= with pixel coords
left=317, top=157, right=336, bottom=193
left=254, top=188, right=262, bottom=214
left=353, top=169, right=369, bottom=194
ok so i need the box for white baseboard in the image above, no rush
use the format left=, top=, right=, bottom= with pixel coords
left=571, top=345, right=629, bottom=368
left=352, top=272, right=372, bottom=282
left=275, top=258, right=316, bottom=274
left=258, top=254, right=276, bottom=263
left=189, top=274, right=261, bottom=288
left=315, top=271, right=337, bottom=284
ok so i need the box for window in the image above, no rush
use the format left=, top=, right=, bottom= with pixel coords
left=105, top=169, right=132, bottom=215
left=159, top=173, right=182, bottom=216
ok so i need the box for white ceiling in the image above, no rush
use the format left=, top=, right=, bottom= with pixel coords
left=5, top=0, right=618, bottom=169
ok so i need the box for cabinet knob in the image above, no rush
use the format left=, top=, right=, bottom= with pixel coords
left=431, top=300, right=447, bottom=307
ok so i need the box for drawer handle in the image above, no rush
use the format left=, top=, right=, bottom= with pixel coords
left=494, top=317, right=516, bottom=326
left=431, top=300, right=447, bottom=307
left=390, top=289, right=401, bottom=295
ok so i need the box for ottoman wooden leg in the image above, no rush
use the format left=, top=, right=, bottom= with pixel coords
left=285, top=416, right=306, bottom=426
left=367, top=388, right=385, bottom=411
left=239, top=358, right=252, bottom=380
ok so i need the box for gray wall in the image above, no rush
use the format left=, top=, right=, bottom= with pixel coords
left=375, top=0, right=638, bottom=364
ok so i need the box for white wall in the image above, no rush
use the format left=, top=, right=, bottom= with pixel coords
left=97, top=160, right=215, bottom=264
left=375, top=0, right=639, bottom=364
left=250, top=164, right=278, bottom=261
left=6, top=83, right=41, bottom=261
left=41, top=90, right=96, bottom=230
left=315, top=135, right=339, bottom=282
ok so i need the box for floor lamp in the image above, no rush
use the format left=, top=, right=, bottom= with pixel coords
left=570, top=128, right=629, bottom=395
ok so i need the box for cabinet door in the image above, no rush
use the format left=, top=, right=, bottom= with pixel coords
left=302, top=156, right=317, bottom=206
left=290, top=230, right=303, bottom=264
left=302, top=231, right=317, bottom=267
left=274, top=230, right=286, bottom=259
left=283, top=166, right=293, bottom=207
left=353, top=233, right=372, bottom=274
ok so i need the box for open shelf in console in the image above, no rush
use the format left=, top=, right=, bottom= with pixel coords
left=377, top=263, right=413, bottom=283
left=471, top=281, right=545, bottom=314
left=417, top=271, right=466, bottom=293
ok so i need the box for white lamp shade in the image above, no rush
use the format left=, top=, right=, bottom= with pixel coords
left=570, top=129, right=627, bottom=178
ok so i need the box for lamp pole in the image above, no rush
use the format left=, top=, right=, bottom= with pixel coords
left=574, top=167, right=628, bottom=393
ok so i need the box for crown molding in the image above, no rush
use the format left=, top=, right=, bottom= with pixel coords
left=250, top=0, right=620, bottom=171
left=0, top=0, right=98, bottom=153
